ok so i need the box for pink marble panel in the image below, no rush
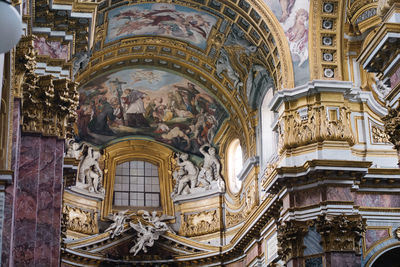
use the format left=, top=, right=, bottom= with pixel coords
left=51, top=140, right=64, bottom=266
left=2, top=99, right=21, bottom=265
left=226, top=260, right=245, bottom=267
left=246, top=243, right=259, bottom=265
left=13, top=135, right=40, bottom=266
left=355, top=193, right=400, bottom=208
left=326, top=187, right=354, bottom=201
left=365, top=229, right=389, bottom=252
left=34, top=137, right=57, bottom=266
left=327, top=252, right=360, bottom=267
left=294, top=188, right=321, bottom=207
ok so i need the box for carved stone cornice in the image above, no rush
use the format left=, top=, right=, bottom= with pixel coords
left=316, top=214, right=366, bottom=253
left=277, top=220, right=309, bottom=262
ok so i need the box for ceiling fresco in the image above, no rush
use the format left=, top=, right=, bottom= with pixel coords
left=264, top=0, right=310, bottom=86
left=106, top=3, right=218, bottom=50
left=77, top=68, right=228, bottom=155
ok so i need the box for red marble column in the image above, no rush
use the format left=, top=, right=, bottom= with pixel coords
left=34, top=137, right=57, bottom=266
left=3, top=121, right=64, bottom=266
left=51, top=140, right=64, bottom=266
left=13, top=135, right=40, bottom=265
left=1, top=99, right=21, bottom=266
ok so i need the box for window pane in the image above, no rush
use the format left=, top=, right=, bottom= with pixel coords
left=113, top=160, right=160, bottom=208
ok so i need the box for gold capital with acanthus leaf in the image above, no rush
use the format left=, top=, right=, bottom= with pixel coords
left=15, top=36, right=79, bottom=139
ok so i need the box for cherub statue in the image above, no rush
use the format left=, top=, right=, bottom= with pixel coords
left=105, top=210, right=129, bottom=238
left=140, top=210, right=175, bottom=234
left=129, top=221, right=163, bottom=256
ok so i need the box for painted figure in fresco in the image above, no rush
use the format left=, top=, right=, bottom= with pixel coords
left=123, top=89, right=150, bottom=128
left=161, top=127, right=191, bottom=150
left=198, top=144, right=222, bottom=185
left=108, top=5, right=216, bottom=48
left=279, top=0, right=295, bottom=22
left=88, top=96, right=116, bottom=135
left=285, top=8, right=309, bottom=66
left=77, top=103, right=92, bottom=139
left=174, top=83, right=198, bottom=114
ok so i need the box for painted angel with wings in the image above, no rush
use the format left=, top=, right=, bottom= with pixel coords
left=105, top=210, right=130, bottom=238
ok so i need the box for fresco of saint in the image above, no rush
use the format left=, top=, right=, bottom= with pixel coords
left=77, top=68, right=228, bottom=155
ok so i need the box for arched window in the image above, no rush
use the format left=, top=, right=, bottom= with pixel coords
left=113, top=160, right=160, bottom=208
left=227, top=139, right=243, bottom=193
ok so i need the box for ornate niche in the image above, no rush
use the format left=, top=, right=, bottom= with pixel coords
left=102, top=139, right=175, bottom=218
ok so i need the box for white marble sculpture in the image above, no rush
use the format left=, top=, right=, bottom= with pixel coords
left=171, top=153, right=199, bottom=197
left=105, top=210, right=129, bottom=239
left=129, top=210, right=175, bottom=256
left=171, top=144, right=225, bottom=201
left=65, top=138, right=85, bottom=160
left=141, top=210, right=175, bottom=234
left=129, top=221, right=161, bottom=256
left=71, top=145, right=105, bottom=198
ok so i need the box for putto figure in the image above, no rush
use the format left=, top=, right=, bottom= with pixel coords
left=129, top=210, right=175, bottom=256
left=105, top=210, right=130, bottom=238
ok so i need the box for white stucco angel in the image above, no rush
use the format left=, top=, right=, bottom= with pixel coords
left=105, top=210, right=130, bottom=238
left=140, top=210, right=175, bottom=234
left=129, top=221, right=163, bottom=256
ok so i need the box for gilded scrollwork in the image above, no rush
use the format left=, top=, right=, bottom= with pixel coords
left=179, top=210, right=220, bottom=237
left=62, top=205, right=98, bottom=235
left=371, top=124, right=390, bottom=144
